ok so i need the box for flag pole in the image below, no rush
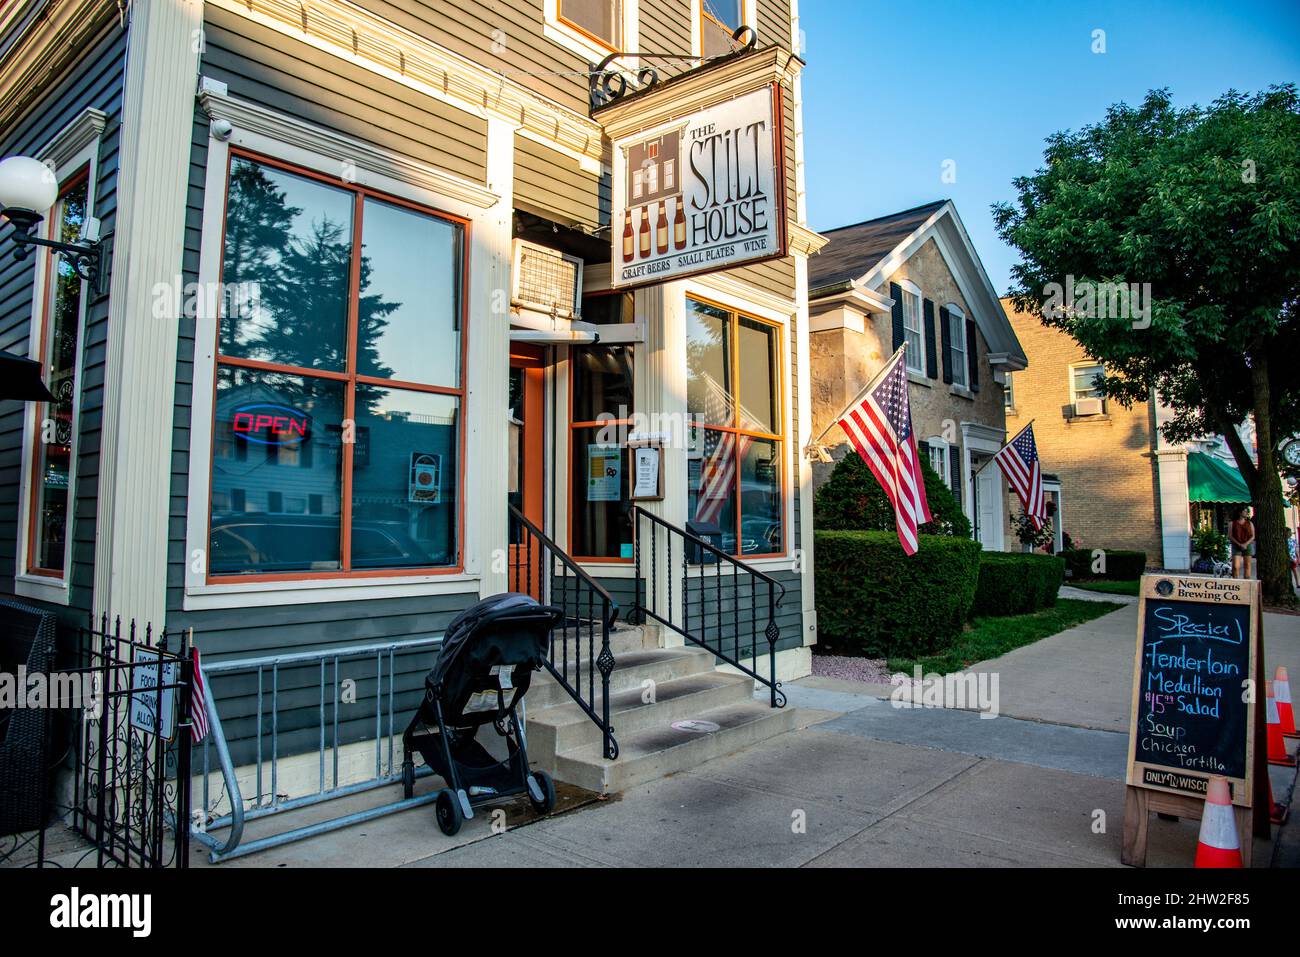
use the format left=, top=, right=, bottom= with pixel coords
left=971, top=418, right=1035, bottom=478
left=807, top=342, right=908, bottom=453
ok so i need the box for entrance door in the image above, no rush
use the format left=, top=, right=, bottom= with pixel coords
left=508, top=345, right=545, bottom=597
left=972, top=454, right=1002, bottom=550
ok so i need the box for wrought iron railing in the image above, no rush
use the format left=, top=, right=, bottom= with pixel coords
left=508, top=504, right=618, bottom=760
left=630, top=506, right=786, bottom=708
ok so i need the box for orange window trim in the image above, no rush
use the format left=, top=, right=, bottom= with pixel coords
left=26, top=166, right=90, bottom=578
left=207, top=147, right=471, bottom=583
left=558, top=6, right=621, bottom=51
left=687, top=293, right=788, bottom=560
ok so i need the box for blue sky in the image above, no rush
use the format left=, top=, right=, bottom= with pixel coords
left=799, top=0, right=1300, bottom=295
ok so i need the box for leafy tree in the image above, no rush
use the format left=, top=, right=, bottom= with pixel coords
left=815, top=451, right=972, bottom=538
left=994, top=86, right=1300, bottom=604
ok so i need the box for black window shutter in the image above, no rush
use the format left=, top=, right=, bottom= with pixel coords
left=939, top=306, right=953, bottom=385
left=922, top=299, right=938, bottom=378
left=949, top=445, right=962, bottom=509
left=889, top=282, right=904, bottom=352
left=966, top=318, right=980, bottom=391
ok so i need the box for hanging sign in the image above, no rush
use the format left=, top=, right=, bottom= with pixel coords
left=610, top=83, right=786, bottom=289
left=409, top=452, right=442, bottom=504
left=231, top=404, right=312, bottom=447
left=129, top=649, right=178, bottom=740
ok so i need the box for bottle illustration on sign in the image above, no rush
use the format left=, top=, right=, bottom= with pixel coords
left=638, top=207, right=651, bottom=258
left=656, top=201, right=669, bottom=255
left=673, top=198, right=686, bottom=250
left=622, top=209, right=634, bottom=263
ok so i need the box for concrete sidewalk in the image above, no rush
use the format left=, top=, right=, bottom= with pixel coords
left=150, top=597, right=1294, bottom=868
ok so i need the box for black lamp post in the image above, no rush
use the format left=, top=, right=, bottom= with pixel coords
left=0, top=155, right=105, bottom=289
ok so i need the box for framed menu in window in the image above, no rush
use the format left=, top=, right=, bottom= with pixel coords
left=630, top=445, right=662, bottom=500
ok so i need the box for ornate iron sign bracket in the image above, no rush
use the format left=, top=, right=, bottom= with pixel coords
left=589, top=26, right=757, bottom=110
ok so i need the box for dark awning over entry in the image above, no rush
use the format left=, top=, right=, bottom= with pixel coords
left=0, top=351, right=54, bottom=402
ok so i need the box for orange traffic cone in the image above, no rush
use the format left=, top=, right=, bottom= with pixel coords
left=1267, top=681, right=1297, bottom=768
left=1276, top=666, right=1298, bottom=739
left=1195, top=776, right=1243, bottom=868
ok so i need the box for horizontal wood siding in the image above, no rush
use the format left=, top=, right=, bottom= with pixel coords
left=514, top=133, right=605, bottom=229
left=0, top=24, right=127, bottom=630
left=202, top=6, right=488, bottom=184
left=680, top=568, right=802, bottom=653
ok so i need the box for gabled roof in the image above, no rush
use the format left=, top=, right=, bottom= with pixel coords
left=808, top=201, right=948, bottom=290
left=808, top=200, right=1027, bottom=370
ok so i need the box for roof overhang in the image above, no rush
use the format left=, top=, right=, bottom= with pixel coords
left=849, top=201, right=1029, bottom=370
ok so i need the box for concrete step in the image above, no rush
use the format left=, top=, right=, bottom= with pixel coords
left=552, top=699, right=798, bottom=794
left=526, top=670, right=756, bottom=759
left=525, top=645, right=715, bottom=709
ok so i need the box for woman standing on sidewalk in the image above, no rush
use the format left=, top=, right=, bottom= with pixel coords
left=1229, top=506, right=1256, bottom=579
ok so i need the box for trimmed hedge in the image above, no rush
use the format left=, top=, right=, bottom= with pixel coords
left=1061, top=548, right=1147, bottom=581
left=815, top=452, right=972, bottom=538
left=971, top=552, right=1065, bottom=617
left=814, top=530, right=982, bottom=658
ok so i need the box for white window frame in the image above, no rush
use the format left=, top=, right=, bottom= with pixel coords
left=1003, top=371, right=1014, bottom=410
left=925, top=436, right=950, bottom=487
left=14, top=108, right=105, bottom=606
left=946, top=303, right=967, bottom=388
left=545, top=0, right=639, bottom=64
left=898, top=279, right=925, bottom=375
left=184, top=92, right=501, bottom=610
left=692, top=0, right=757, bottom=57
left=1069, top=361, right=1105, bottom=409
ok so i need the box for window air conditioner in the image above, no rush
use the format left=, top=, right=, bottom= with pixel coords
left=1074, top=396, right=1104, bottom=416
left=512, top=240, right=583, bottom=320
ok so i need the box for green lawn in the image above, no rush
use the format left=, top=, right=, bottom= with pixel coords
left=887, top=598, right=1125, bottom=676
left=1070, top=579, right=1141, bottom=596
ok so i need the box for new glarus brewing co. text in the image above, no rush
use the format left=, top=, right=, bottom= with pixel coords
left=612, top=84, right=785, bottom=288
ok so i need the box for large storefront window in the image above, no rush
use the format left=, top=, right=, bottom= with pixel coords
left=27, top=170, right=89, bottom=575
left=570, top=292, right=634, bottom=560
left=209, top=154, right=465, bottom=578
left=686, top=297, right=784, bottom=557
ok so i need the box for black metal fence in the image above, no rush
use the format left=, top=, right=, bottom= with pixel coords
left=0, top=613, right=193, bottom=868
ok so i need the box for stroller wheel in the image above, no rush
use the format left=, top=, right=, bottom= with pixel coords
left=527, top=770, right=556, bottom=814
left=401, top=760, right=415, bottom=800
left=435, top=788, right=464, bottom=836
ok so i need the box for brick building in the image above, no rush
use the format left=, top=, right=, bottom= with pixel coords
left=808, top=201, right=1027, bottom=551
left=1001, top=298, right=1181, bottom=566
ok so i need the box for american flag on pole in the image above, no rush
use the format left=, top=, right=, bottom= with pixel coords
left=190, top=646, right=210, bottom=743
left=835, top=345, right=932, bottom=555
left=994, top=422, right=1046, bottom=529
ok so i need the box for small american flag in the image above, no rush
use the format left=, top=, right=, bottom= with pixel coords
left=994, top=422, right=1046, bottom=529
left=835, top=345, right=932, bottom=555
left=190, top=646, right=210, bottom=742
left=693, top=373, right=762, bottom=525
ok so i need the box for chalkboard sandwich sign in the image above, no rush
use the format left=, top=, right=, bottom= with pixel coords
left=1121, top=573, right=1269, bottom=866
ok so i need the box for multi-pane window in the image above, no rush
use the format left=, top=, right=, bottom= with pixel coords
left=947, top=305, right=967, bottom=387
left=27, top=170, right=89, bottom=576
left=1071, top=363, right=1105, bottom=405
left=209, top=154, right=466, bottom=578
left=900, top=282, right=924, bottom=374
left=1003, top=372, right=1014, bottom=410
left=560, top=0, right=622, bottom=48
left=701, top=0, right=743, bottom=56
left=686, top=297, right=784, bottom=557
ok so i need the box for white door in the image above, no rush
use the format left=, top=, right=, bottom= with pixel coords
left=974, top=461, right=1002, bottom=550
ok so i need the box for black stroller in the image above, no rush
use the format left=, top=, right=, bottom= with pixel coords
left=402, top=592, right=563, bottom=836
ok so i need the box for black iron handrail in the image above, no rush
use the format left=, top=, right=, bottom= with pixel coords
left=630, top=506, right=786, bottom=708
left=507, top=505, right=619, bottom=760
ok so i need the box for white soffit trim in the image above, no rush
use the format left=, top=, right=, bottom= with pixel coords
left=199, top=89, right=500, bottom=210
left=856, top=201, right=1027, bottom=368
left=206, top=0, right=604, bottom=169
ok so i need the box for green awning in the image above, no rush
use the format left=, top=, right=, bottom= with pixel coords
left=1187, top=451, right=1251, bottom=504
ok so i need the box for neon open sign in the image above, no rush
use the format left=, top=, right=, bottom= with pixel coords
left=231, top=404, right=312, bottom=446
